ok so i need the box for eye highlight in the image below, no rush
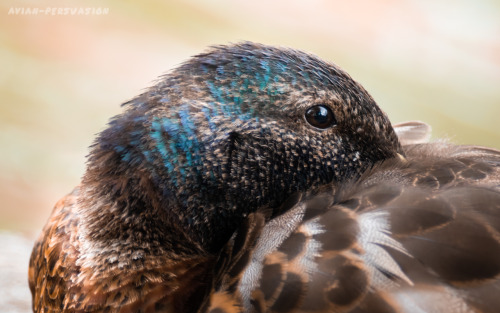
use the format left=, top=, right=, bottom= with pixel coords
left=305, top=105, right=337, bottom=129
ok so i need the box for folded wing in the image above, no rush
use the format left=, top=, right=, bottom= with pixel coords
left=211, top=142, right=500, bottom=313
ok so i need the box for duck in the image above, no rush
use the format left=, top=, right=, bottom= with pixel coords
left=29, top=42, right=500, bottom=313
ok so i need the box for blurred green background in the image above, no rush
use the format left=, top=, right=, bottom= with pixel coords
left=1, top=0, right=499, bottom=236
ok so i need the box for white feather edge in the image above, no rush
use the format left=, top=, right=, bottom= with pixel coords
left=357, top=210, right=414, bottom=288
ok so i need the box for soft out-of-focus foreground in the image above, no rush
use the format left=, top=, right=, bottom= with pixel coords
left=1, top=0, right=499, bottom=310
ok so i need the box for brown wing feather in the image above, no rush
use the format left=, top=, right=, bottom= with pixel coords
left=344, top=144, right=500, bottom=312
left=363, top=145, right=499, bottom=312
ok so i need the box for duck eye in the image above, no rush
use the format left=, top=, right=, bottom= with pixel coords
left=305, top=105, right=337, bottom=129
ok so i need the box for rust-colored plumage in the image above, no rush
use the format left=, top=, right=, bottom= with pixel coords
left=29, top=188, right=216, bottom=313
left=29, top=43, right=500, bottom=313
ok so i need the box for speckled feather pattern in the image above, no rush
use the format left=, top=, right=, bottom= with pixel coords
left=29, top=42, right=500, bottom=313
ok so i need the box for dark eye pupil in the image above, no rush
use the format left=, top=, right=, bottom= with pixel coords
left=305, top=105, right=336, bottom=129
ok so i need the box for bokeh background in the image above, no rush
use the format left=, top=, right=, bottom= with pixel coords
left=1, top=0, right=499, bottom=311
